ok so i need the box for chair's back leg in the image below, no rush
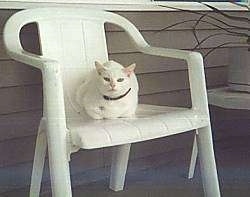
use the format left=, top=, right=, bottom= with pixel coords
left=109, top=143, right=131, bottom=191
left=30, top=118, right=47, bottom=197
left=188, top=131, right=198, bottom=179
left=197, top=126, right=221, bottom=197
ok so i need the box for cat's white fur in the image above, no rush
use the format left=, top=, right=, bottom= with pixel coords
left=76, top=60, right=138, bottom=119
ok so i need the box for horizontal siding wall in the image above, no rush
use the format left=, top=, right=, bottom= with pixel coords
left=0, top=9, right=248, bottom=193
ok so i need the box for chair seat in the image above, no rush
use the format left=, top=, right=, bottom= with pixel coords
left=69, top=104, right=209, bottom=149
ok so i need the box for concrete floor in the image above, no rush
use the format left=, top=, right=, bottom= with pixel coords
left=3, top=135, right=250, bottom=197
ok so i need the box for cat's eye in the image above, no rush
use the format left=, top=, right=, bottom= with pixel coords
left=103, top=77, right=110, bottom=82
left=117, top=78, right=124, bottom=82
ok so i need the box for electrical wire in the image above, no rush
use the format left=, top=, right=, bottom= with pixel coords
left=156, top=19, right=249, bottom=37
left=204, top=42, right=250, bottom=59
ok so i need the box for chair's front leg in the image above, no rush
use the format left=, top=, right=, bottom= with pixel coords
left=197, top=126, right=220, bottom=197
left=42, top=64, right=72, bottom=197
left=46, top=125, right=72, bottom=197
left=109, top=143, right=131, bottom=191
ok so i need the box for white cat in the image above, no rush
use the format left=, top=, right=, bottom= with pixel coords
left=76, top=60, right=138, bottom=119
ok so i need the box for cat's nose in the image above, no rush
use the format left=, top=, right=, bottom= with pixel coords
left=110, top=83, right=116, bottom=89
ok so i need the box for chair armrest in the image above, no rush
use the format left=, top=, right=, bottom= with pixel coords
left=4, top=45, right=66, bottom=120
left=113, top=14, right=209, bottom=112
left=139, top=46, right=198, bottom=60
left=3, top=10, right=54, bottom=70
left=4, top=35, right=55, bottom=70
left=4, top=25, right=66, bottom=119
left=139, top=46, right=209, bottom=113
left=6, top=49, right=56, bottom=70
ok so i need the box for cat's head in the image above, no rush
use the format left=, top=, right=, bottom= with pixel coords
left=94, top=60, right=136, bottom=96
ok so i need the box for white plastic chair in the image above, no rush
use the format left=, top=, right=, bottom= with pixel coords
left=3, top=8, right=220, bottom=197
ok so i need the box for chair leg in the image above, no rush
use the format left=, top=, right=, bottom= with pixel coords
left=30, top=119, right=47, bottom=197
left=197, top=126, right=220, bottom=197
left=46, top=128, right=72, bottom=197
left=188, top=132, right=198, bottom=179
left=109, top=143, right=131, bottom=191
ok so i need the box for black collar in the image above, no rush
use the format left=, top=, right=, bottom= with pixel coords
left=103, top=88, right=131, bottom=101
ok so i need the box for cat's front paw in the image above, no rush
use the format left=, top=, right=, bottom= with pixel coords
left=85, top=108, right=104, bottom=120
left=91, top=115, right=103, bottom=120
left=120, top=113, right=136, bottom=119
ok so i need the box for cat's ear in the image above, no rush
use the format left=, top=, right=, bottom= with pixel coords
left=95, top=61, right=105, bottom=75
left=123, top=63, right=136, bottom=77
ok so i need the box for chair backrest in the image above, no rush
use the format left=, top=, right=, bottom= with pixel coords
left=37, top=8, right=109, bottom=117
left=4, top=8, right=148, bottom=119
